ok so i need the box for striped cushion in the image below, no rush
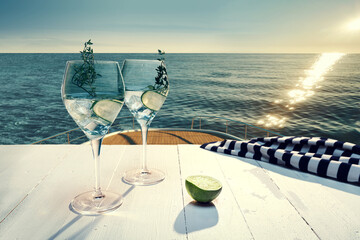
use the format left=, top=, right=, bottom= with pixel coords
left=200, top=136, right=360, bottom=184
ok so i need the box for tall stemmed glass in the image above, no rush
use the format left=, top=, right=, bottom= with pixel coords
left=122, top=59, right=169, bottom=185
left=62, top=60, right=125, bottom=214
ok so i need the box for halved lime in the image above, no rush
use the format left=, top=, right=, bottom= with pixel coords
left=92, top=100, right=123, bottom=123
left=141, top=90, right=166, bottom=111
left=185, top=175, right=222, bottom=203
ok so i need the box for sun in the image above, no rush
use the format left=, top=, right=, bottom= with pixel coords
left=347, top=18, right=360, bottom=31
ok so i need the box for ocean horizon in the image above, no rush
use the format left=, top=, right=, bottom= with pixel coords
left=1, top=53, right=359, bottom=144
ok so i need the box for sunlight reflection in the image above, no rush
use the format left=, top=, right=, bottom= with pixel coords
left=347, top=18, right=360, bottom=31
left=283, top=53, right=345, bottom=110
left=257, top=53, right=345, bottom=129
left=258, top=115, right=287, bottom=128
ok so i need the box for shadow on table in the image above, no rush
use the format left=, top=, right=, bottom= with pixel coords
left=224, top=154, right=360, bottom=196
left=174, top=201, right=218, bottom=234
left=48, top=185, right=135, bottom=239
left=47, top=207, right=103, bottom=240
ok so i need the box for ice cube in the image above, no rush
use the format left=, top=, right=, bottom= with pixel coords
left=75, top=99, right=92, bottom=117
left=126, top=94, right=143, bottom=111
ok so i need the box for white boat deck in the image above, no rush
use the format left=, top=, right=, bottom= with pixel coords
left=0, top=145, right=359, bottom=239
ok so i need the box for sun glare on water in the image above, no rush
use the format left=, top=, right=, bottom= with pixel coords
left=284, top=53, right=345, bottom=108
left=257, top=53, right=345, bottom=129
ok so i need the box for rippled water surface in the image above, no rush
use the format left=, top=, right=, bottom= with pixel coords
left=0, top=53, right=359, bottom=144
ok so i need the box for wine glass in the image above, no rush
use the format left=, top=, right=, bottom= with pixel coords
left=122, top=59, right=169, bottom=185
left=62, top=60, right=125, bottom=214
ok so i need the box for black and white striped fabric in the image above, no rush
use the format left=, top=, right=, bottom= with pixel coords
left=200, top=136, right=360, bottom=184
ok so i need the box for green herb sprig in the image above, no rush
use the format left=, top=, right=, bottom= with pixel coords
left=148, top=49, right=168, bottom=95
left=157, top=49, right=165, bottom=61
left=154, top=62, right=168, bottom=92
left=71, top=40, right=100, bottom=97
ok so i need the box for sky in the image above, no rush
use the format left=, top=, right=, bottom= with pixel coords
left=0, top=0, right=360, bottom=53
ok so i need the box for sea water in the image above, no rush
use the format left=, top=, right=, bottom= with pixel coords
left=0, top=53, right=359, bottom=144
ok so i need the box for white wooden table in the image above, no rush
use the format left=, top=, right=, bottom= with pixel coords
left=0, top=145, right=359, bottom=240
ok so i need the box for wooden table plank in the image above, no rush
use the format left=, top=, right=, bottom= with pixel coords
left=0, top=145, right=186, bottom=240
left=215, top=152, right=319, bottom=240
left=1, top=145, right=359, bottom=240
left=257, top=161, right=360, bottom=240
left=0, top=145, right=67, bottom=223
left=178, top=145, right=254, bottom=240
left=0, top=145, right=125, bottom=239
left=78, top=145, right=186, bottom=240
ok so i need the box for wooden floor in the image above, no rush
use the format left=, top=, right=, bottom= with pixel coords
left=103, top=130, right=225, bottom=145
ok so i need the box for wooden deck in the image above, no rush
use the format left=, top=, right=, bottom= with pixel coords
left=103, top=130, right=226, bottom=145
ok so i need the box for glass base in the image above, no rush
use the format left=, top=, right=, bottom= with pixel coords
left=70, top=190, right=123, bottom=215
left=123, top=169, right=165, bottom=185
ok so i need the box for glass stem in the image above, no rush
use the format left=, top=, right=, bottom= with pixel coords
left=140, top=124, right=149, bottom=173
left=91, top=138, right=104, bottom=198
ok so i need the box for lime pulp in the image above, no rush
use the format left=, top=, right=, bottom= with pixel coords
left=185, top=175, right=222, bottom=203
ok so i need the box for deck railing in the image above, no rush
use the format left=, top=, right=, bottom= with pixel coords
left=31, top=116, right=135, bottom=144
left=191, top=115, right=284, bottom=140
left=31, top=115, right=284, bottom=144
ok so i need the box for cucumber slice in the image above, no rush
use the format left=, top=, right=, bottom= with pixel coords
left=141, top=90, right=166, bottom=111
left=92, top=100, right=123, bottom=123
